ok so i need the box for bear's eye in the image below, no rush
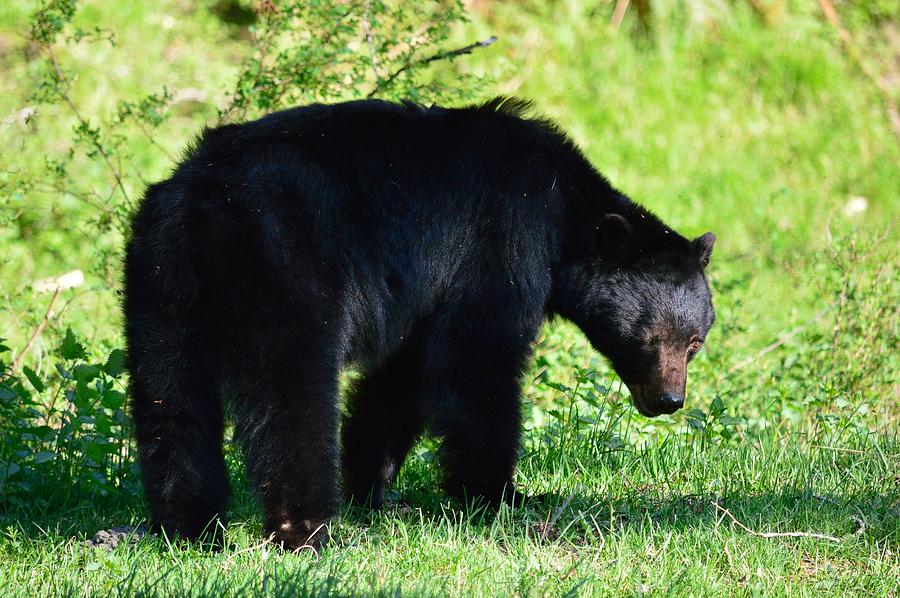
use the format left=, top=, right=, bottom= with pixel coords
left=688, top=339, right=703, bottom=353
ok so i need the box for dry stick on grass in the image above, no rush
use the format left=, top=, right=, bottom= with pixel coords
left=726, top=326, right=805, bottom=374
left=817, top=0, right=900, bottom=136
left=713, top=502, right=841, bottom=543
left=292, top=522, right=328, bottom=559
left=222, top=535, right=277, bottom=564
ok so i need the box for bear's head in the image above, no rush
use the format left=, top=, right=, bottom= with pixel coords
left=554, top=213, right=716, bottom=417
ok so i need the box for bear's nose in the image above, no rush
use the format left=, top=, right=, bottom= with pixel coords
left=657, top=394, right=684, bottom=414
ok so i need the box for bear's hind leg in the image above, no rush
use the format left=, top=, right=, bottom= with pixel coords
left=130, top=333, right=229, bottom=542
left=342, top=343, right=423, bottom=509
left=230, top=330, right=342, bottom=550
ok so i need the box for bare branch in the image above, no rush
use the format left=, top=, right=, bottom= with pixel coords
left=135, top=120, right=176, bottom=163
left=366, top=35, right=497, bottom=99
left=12, top=287, right=61, bottom=373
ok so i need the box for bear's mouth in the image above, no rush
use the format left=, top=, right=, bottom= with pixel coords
left=627, top=385, right=664, bottom=418
left=632, top=398, right=662, bottom=418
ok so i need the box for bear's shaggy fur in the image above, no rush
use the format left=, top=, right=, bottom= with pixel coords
left=124, top=98, right=716, bottom=548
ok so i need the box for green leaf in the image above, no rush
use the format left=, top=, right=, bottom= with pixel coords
left=103, top=348, right=127, bottom=377
left=686, top=408, right=707, bottom=432
left=0, top=383, right=17, bottom=401
left=60, top=328, right=86, bottom=360
left=0, top=339, right=10, bottom=353
left=22, top=366, right=46, bottom=393
left=72, top=364, right=100, bottom=383
left=101, top=389, right=126, bottom=410
left=718, top=415, right=742, bottom=427
left=710, top=396, right=725, bottom=417
left=33, top=451, right=56, bottom=464
left=0, top=462, right=21, bottom=482
left=686, top=408, right=707, bottom=421
left=95, top=411, right=111, bottom=435
left=545, top=382, right=570, bottom=393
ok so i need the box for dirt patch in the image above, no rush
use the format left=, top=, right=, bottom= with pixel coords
left=86, top=525, right=148, bottom=550
left=528, top=521, right=560, bottom=543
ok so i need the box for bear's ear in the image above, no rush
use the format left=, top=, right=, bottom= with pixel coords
left=596, top=213, right=634, bottom=261
left=693, top=232, right=716, bottom=268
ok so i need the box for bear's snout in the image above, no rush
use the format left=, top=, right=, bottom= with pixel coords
left=656, top=393, right=684, bottom=414
left=628, top=385, right=687, bottom=418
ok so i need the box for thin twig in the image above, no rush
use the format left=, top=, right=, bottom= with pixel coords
left=713, top=502, right=841, bottom=543
left=45, top=45, right=131, bottom=203
left=611, top=0, right=631, bottom=29
left=12, top=287, right=60, bottom=373
left=226, top=3, right=276, bottom=123
left=366, top=35, right=497, bottom=99
left=832, top=276, right=849, bottom=354
left=217, top=2, right=280, bottom=124
left=818, top=0, right=854, bottom=50
left=727, top=327, right=804, bottom=374
left=363, top=0, right=382, bottom=82
left=727, top=307, right=831, bottom=374
left=817, top=0, right=900, bottom=136
left=219, top=4, right=359, bottom=122
left=0, top=171, right=112, bottom=215
left=291, top=522, right=327, bottom=559
left=136, top=120, right=176, bottom=163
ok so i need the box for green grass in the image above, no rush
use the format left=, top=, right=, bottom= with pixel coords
left=1, top=0, right=898, bottom=595
left=1, top=410, right=897, bottom=595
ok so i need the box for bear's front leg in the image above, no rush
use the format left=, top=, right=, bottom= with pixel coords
left=435, top=383, right=523, bottom=506
left=422, top=316, right=539, bottom=507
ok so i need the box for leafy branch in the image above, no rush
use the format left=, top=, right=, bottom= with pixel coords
left=30, top=4, right=131, bottom=205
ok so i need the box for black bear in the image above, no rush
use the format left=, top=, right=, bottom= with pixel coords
left=124, top=97, right=716, bottom=549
